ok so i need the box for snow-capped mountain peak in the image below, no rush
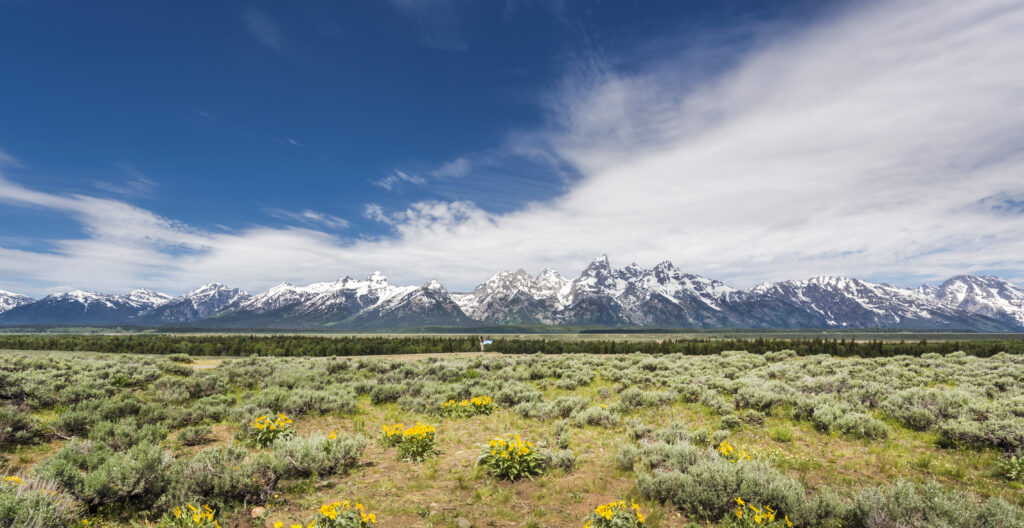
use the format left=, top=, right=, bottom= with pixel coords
left=127, top=288, right=172, bottom=308
left=1, top=261, right=1022, bottom=331
left=0, top=290, right=33, bottom=314
left=922, top=275, right=1024, bottom=327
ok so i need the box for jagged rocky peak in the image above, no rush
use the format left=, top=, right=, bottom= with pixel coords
left=574, top=254, right=627, bottom=295
left=474, top=269, right=535, bottom=297
left=926, top=274, right=1024, bottom=326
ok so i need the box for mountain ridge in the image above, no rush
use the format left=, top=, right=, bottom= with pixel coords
left=1, top=257, right=1022, bottom=330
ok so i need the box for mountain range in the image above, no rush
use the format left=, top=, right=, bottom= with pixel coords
left=1, top=255, right=1022, bottom=331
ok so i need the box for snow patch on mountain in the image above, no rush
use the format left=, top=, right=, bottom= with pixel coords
left=0, top=290, right=33, bottom=314
left=924, top=275, right=1024, bottom=327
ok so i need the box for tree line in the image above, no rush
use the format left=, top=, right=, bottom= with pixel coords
left=0, top=333, right=1022, bottom=357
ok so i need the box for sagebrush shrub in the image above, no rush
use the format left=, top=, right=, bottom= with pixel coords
left=0, top=406, right=41, bottom=448
left=35, top=439, right=172, bottom=510
left=273, top=432, right=366, bottom=477
left=177, top=425, right=214, bottom=446
left=167, top=444, right=285, bottom=508
left=369, top=384, right=404, bottom=405
left=571, top=405, right=619, bottom=428
left=0, top=475, right=81, bottom=528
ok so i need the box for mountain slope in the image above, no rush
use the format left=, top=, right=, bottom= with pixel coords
left=747, top=276, right=1010, bottom=331
left=2, top=260, right=1022, bottom=330
left=924, top=275, right=1024, bottom=328
left=0, top=290, right=33, bottom=315
left=0, top=289, right=170, bottom=325
left=140, top=283, right=250, bottom=323
left=204, top=273, right=464, bottom=329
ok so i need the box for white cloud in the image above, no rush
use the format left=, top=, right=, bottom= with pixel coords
left=92, top=162, right=158, bottom=198
left=266, top=208, right=348, bottom=230
left=3, top=0, right=1024, bottom=296
left=243, top=9, right=281, bottom=50
left=373, top=170, right=426, bottom=191
left=430, top=157, right=471, bottom=178
left=0, top=149, right=22, bottom=168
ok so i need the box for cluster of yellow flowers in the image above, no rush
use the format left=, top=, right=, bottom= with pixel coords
left=79, top=520, right=114, bottom=528
left=380, top=422, right=405, bottom=446
left=250, top=413, right=293, bottom=431
left=274, top=499, right=377, bottom=528
left=582, top=499, right=646, bottom=528
left=380, top=421, right=437, bottom=461
left=732, top=497, right=793, bottom=527
left=166, top=503, right=221, bottom=528
left=4, top=475, right=62, bottom=498
left=248, top=413, right=295, bottom=446
left=718, top=440, right=751, bottom=463
left=477, top=433, right=544, bottom=480
left=440, top=395, right=495, bottom=417
left=402, top=421, right=436, bottom=439
left=488, top=434, right=532, bottom=458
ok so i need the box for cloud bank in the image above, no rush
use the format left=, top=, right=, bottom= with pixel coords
left=3, top=0, right=1024, bottom=296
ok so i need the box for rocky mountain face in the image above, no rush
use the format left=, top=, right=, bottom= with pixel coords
left=204, top=273, right=470, bottom=328
left=140, top=283, right=250, bottom=323
left=1, top=257, right=1022, bottom=330
left=453, top=256, right=1017, bottom=331
left=0, top=289, right=170, bottom=325
left=744, top=277, right=1008, bottom=331
left=920, top=275, right=1024, bottom=328
left=0, top=290, right=34, bottom=314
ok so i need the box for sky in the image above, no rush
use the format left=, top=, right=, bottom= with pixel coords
left=1, top=0, right=1024, bottom=298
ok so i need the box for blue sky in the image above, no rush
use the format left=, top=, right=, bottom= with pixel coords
left=2, top=0, right=1024, bottom=297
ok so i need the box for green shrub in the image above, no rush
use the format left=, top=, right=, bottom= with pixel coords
left=768, top=425, right=793, bottom=443
left=53, top=410, right=92, bottom=437
left=241, top=413, right=295, bottom=447
left=0, top=406, right=41, bottom=447
left=369, top=384, right=404, bottom=405
left=478, top=433, right=545, bottom=481
left=539, top=448, right=576, bottom=473
left=636, top=456, right=805, bottom=522
left=88, top=419, right=168, bottom=451
left=571, top=406, right=620, bottom=428
left=616, top=445, right=639, bottom=471
left=439, top=395, right=495, bottom=418
left=846, top=480, right=1021, bottom=528
left=582, top=500, right=647, bottom=527
left=998, top=450, right=1024, bottom=482
left=306, top=499, right=377, bottom=527
left=177, top=425, right=214, bottom=447
left=720, top=415, right=743, bottom=430
left=166, top=445, right=285, bottom=509
left=160, top=503, right=220, bottom=527
left=35, top=439, right=172, bottom=510
left=0, top=475, right=82, bottom=528
left=395, top=422, right=437, bottom=462
left=272, top=432, right=366, bottom=477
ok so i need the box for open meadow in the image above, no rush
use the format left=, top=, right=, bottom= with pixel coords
left=2, top=339, right=1024, bottom=528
